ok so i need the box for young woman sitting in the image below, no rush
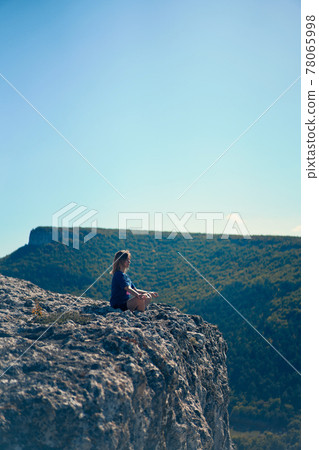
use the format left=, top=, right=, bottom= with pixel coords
left=110, top=250, right=158, bottom=312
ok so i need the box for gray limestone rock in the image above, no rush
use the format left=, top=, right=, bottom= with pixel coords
left=0, top=274, right=233, bottom=449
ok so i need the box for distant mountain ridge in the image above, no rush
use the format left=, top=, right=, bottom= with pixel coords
left=28, top=226, right=97, bottom=247
left=28, top=226, right=54, bottom=245
left=0, top=226, right=301, bottom=449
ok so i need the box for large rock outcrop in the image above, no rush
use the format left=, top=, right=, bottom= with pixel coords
left=0, top=274, right=233, bottom=449
left=28, top=227, right=93, bottom=247
left=28, top=227, right=53, bottom=246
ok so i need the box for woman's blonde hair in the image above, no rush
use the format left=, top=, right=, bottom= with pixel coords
left=110, top=250, right=131, bottom=275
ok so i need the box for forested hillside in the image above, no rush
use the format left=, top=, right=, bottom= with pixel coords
left=0, top=227, right=301, bottom=449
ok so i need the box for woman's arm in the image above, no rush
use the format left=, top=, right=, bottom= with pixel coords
left=135, top=289, right=159, bottom=298
left=125, top=286, right=147, bottom=299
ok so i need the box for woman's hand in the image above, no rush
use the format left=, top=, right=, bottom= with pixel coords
left=137, top=292, right=158, bottom=300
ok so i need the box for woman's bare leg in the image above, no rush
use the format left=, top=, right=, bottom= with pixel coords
left=127, top=297, right=146, bottom=312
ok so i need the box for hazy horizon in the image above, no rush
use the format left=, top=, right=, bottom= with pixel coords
left=0, top=224, right=301, bottom=259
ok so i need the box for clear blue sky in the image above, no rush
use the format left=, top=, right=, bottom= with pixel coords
left=0, top=0, right=301, bottom=257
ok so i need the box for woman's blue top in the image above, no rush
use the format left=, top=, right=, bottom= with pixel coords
left=110, top=270, right=136, bottom=308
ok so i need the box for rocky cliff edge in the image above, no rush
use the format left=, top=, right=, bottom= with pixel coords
left=0, top=274, right=233, bottom=450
